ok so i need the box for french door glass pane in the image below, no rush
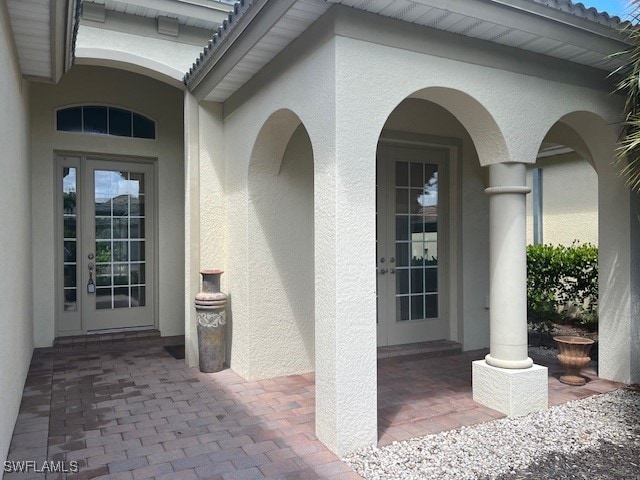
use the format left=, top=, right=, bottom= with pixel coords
left=94, top=170, right=146, bottom=310
left=62, top=167, right=77, bottom=312
left=395, top=161, right=438, bottom=322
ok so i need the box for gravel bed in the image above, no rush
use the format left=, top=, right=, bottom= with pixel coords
left=345, top=389, right=640, bottom=480
left=528, top=346, right=558, bottom=359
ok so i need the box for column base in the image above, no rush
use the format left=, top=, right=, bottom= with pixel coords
left=472, top=360, right=548, bottom=416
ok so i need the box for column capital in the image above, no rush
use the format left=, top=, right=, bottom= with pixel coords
left=488, top=162, right=527, bottom=190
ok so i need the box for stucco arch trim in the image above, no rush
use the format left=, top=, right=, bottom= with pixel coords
left=74, top=47, right=185, bottom=89
left=533, top=111, right=619, bottom=173
left=377, top=86, right=510, bottom=167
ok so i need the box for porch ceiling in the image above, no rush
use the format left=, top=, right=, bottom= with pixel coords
left=4, top=0, right=234, bottom=83
left=5, top=0, right=72, bottom=81
left=185, top=0, right=632, bottom=103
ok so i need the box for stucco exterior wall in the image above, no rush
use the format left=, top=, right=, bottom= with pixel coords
left=30, top=65, right=185, bottom=347
left=0, top=4, right=33, bottom=471
left=526, top=153, right=598, bottom=246
left=184, top=99, right=227, bottom=367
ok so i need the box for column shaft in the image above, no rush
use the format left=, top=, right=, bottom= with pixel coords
left=485, top=163, right=533, bottom=369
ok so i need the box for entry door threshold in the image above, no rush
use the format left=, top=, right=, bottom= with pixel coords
left=54, top=328, right=160, bottom=346
left=377, top=340, right=462, bottom=360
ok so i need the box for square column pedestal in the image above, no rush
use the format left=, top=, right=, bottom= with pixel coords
left=473, top=360, right=548, bottom=416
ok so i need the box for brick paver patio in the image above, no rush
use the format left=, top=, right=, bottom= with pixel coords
left=377, top=349, right=622, bottom=445
left=5, top=334, right=621, bottom=479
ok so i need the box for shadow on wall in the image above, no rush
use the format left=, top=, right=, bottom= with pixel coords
left=247, top=124, right=315, bottom=377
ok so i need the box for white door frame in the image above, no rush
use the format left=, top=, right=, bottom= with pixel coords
left=376, top=130, right=463, bottom=347
left=54, top=152, right=159, bottom=336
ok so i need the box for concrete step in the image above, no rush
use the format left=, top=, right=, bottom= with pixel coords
left=377, top=339, right=462, bottom=362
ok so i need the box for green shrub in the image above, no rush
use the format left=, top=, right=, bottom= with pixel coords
left=527, top=243, right=598, bottom=334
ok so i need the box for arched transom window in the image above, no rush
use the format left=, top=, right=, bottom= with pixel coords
left=56, top=106, right=156, bottom=140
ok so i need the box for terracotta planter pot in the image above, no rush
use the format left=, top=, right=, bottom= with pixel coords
left=553, top=335, right=595, bottom=386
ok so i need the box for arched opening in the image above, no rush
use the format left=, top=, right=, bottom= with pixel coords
left=374, top=88, right=506, bottom=352
left=527, top=119, right=600, bottom=360
left=246, top=109, right=315, bottom=379
left=531, top=112, right=631, bottom=383
left=528, top=125, right=598, bottom=247
left=374, top=90, right=506, bottom=443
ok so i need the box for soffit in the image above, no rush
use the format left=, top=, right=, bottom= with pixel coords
left=186, top=0, right=632, bottom=103
left=202, top=0, right=331, bottom=101
left=6, top=0, right=53, bottom=79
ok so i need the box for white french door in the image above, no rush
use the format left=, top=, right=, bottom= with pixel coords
left=57, top=155, right=155, bottom=335
left=376, top=144, right=448, bottom=346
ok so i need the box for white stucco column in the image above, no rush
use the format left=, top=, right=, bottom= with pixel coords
left=473, top=162, right=548, bottom=416
left=313, top=127, right=378, bottom=456
left=485, top=163, right=533, bottom=369
left=184, top=91, right=200, bottom=368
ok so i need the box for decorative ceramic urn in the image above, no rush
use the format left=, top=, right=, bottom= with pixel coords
left=553, top=335, right=595, bottom=386
left=195, top=269, right=227, bottom=373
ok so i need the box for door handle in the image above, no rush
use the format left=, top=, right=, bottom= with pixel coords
left=87, top=262, right=95, bottom=294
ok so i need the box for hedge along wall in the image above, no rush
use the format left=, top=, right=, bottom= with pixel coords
left=527, top=243, right=598, bottom=334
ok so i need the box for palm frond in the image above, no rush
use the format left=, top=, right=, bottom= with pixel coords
left=611, top=0, right=640, bottom=191
left=616, top=1, right=640, bottom=192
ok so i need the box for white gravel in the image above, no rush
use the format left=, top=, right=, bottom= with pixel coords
left=345, top=389, right=640, bottom=480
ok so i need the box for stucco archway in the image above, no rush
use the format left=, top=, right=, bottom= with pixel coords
left=533, top=112, right=636, bottom=384
left=530, top=119, right=599, bottom=246
left=373, top=89, right=509, bottom=352
left=373, top=90, right=511, bottom=434
left=245, top=109, right=315, bottom=379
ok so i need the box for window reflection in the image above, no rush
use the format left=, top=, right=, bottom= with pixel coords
left=62, top=167, right=77, bottom=312
left=396, top=163, right=439, bottom=321
left=56, top=106, right=156, bottom=139
left=95, top=169, right=146, bottom=310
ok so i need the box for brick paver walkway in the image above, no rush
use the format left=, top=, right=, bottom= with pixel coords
left=5, top=336, right=622, bottom=479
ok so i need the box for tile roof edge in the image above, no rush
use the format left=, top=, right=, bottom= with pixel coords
left=529, top=0, right=631, bottom=29
left=183, top=0, right=254, bottom=87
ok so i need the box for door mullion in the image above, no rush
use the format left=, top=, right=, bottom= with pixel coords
left=386, top=146, right=396, bottom=343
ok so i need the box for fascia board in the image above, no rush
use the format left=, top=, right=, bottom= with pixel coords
left=51, top=0, right=66, bottom=82
left=82, top=10, right=213, bottom=47
left=190, top=0, right=298, bottom=101
left=117, top=0, right=232, bottom=25
left=404, top=0, right=629, bottom=50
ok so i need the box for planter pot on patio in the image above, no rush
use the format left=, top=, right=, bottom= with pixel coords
left=195, top=269, right=227, bottom=373
left=553, top=335, right=595, bottom=386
